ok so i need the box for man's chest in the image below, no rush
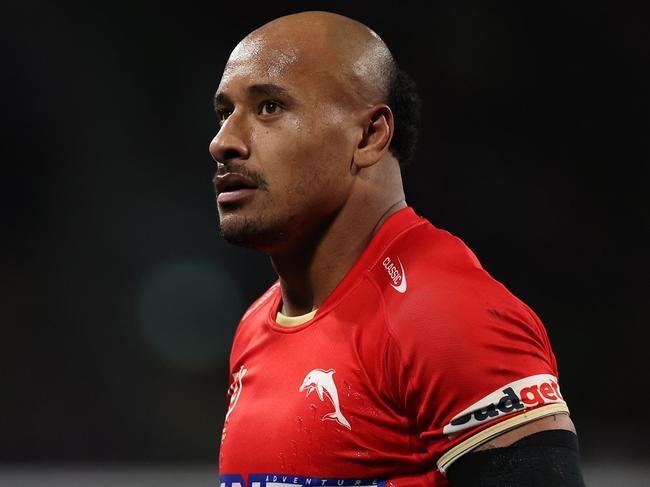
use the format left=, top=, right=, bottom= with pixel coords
left=219, top=322, right=415, bottom=480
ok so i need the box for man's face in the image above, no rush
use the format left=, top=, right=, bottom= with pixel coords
left=209, top=34, right=362, bottom=252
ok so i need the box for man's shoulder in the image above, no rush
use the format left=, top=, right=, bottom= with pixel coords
left=228, top=281, right=281, bottom=356
left=367, top=215, right=489, bottom=304
left=368, top=215, right=535, bottom=336
left=240, top=280, right=281, bottom=323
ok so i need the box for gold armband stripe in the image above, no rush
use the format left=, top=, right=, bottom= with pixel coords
left=437, top=402, right=570, bottom=473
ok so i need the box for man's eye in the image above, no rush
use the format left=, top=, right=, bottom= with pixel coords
left=217, top=109, right=232, bottom=125
left=260, top=101, right=282, bottom=116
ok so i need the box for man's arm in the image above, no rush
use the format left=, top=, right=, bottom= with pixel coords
left=474, top=412, right=576, bottom=450
left=447, top=414, right=586, bottom=486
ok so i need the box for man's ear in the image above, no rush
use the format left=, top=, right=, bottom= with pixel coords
left=353, top=104, right=394, bottom=169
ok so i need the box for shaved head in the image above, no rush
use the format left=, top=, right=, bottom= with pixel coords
left=217, top=11, right=420, bottom=167
left=226, top=11, right=396, bottom=107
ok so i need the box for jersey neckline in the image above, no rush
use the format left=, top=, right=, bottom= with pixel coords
left=264, top=206, right=425, bottom=334
left=275, top=308, right=318, bottom=326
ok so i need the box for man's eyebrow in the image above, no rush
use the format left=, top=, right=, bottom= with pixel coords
left=247, top=83, right=292, bottom=99
left=213, top=83, right=295, bottom=110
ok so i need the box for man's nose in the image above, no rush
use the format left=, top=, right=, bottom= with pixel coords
left=209, top=119, right=250, bottom=164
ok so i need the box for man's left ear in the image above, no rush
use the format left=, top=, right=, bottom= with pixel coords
left=353, top=104, right=394, bottom=169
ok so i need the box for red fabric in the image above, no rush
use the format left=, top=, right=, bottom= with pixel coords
left=219, top=207, right=563, bottom=487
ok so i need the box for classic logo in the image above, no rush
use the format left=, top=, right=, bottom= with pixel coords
left=443, top=374, right=565, bottom=436
left=382, top=256, right=407, bottom=293
left=299, top=369, right=351, bottom=430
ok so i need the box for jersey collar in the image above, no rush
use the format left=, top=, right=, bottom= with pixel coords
left=266, top=206, right=424, bottom=332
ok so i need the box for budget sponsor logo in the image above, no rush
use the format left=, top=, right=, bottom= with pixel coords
left=443, top=374, right=565, bottom=436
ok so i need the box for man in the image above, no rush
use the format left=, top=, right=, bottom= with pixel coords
left=209, top=10, right=584, bottom=487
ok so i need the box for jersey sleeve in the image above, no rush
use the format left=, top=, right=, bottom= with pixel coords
left=381, top=266, right=569, bottom=474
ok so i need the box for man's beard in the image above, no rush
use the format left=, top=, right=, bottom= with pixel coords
left=218, top=213, right=286, bottom=251
left=215, top=163, right=275, bottom=248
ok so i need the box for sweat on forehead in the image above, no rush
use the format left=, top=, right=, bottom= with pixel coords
left=224, top=35, right=301, bottom=80
left=222, top=11, right=394, bottom=103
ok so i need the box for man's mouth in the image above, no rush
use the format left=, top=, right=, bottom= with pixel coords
left=215, top=173, right=259, bottom=204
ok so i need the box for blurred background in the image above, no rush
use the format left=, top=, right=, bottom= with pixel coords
left=2, top=0, right=648, bottom=485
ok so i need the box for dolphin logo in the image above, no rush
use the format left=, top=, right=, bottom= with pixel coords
left=299, top=368, right=351, bottom=430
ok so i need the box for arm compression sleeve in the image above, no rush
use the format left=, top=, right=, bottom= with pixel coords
left=446, top=429, right=586, bottom=487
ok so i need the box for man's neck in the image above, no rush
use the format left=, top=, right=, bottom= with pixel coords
left=271, top=198, right=407, bottom=317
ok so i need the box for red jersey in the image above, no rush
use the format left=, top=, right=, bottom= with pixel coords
left=219, top=207, right=569, bottom=487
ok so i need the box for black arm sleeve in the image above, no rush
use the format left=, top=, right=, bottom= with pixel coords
left=446, top=429, right=586, bottom=487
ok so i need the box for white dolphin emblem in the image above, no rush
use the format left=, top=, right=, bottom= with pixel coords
left=299, top=368, right=351, bottom=430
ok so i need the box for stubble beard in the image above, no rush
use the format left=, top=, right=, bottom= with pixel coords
left=219, top=214, right=263, bottom=248
left=218, top=212, right=287, bottom=251
left=215, top=164, right=277, bottom=249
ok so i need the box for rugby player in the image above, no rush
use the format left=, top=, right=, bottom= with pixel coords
left=210, top=11, right=585, bottom=486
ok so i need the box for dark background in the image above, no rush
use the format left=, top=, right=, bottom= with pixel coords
left=3, top=0, right=648, bottom=469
